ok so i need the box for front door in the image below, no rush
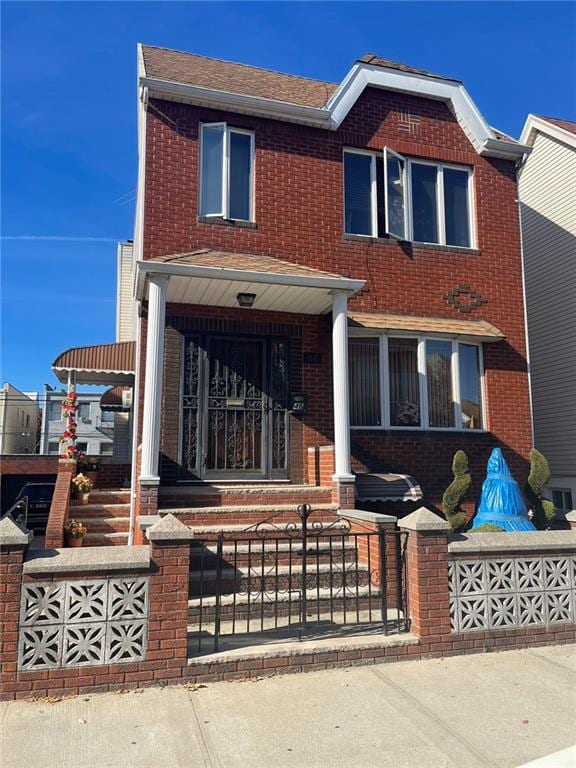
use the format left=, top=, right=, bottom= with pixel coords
left=180, top=335, right=289, bottom=480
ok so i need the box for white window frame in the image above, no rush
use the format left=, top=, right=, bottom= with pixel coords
left=383, top=147, right=409, bottom=240
left=199, top=122, right=255, bottom=222
left=342, top=148, right=378, bottom=237
left=349, top=330, right=486, bottom=432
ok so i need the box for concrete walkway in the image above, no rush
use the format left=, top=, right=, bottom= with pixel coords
left=2, top=645, right=575, bottom=768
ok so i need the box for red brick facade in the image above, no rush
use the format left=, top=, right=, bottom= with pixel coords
left=138, top=85, right=532, bottom=503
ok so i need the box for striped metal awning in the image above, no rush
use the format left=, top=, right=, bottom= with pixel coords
left=349, top=312, right=505, bottom=342
left=52, top=342, right=135, bottom=385
left=355, top=473, right=423, bottom=503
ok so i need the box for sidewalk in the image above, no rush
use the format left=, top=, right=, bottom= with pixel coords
left=2, top=645, right=575, bottom=768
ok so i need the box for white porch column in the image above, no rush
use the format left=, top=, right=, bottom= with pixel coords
left=331, top=290, right=354, bottom=481
left=140, top=274, right=168, bottom=484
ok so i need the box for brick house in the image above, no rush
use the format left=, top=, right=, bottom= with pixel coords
left=55, top=46, right=533, bottom=537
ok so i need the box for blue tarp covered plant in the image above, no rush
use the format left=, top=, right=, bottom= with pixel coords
left=471, top=448, right=536, bottom=532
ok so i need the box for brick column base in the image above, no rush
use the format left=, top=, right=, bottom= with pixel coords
left=398, top=507, right=452, bottom=638
left=0, top=519, right=32, bottom=699
left=332, top=477, right=355, bottom=509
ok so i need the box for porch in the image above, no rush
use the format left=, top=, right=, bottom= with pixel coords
left=134, top=250, right=366, bottom=525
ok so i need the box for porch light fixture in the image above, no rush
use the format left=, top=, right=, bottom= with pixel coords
left=237, top=292, right=257, bottom=308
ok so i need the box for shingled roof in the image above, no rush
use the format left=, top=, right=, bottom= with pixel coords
left=140, top=46, right=459, bottom=108
left=357, top=53, right=460, bottom=83
left=141, top=45, right=338, bottom=108
left=537, top=115, right=576, bottom=136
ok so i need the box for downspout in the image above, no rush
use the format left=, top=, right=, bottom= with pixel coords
left=128, top=301, right=142, bottom=545
left=516, top=159, right=535, bottom=448
left=128, top=62, right=149, bottom=544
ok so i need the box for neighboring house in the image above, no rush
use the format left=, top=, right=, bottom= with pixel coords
left=519, top=114, right=576, bottom=514
left=0, top=383, right=40, bottom=454
left=39, top=387, right=116, bottom=457
left=51, top=46, right=533, bottom=536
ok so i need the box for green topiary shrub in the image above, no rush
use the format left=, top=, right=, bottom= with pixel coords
left=442, top=450, right=472, bottom=532
left=524, top=448, right=556, bottom=529
left=471, top=524, right=505, bottom=533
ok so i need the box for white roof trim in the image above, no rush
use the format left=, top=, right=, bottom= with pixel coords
left=520, top=114, right=576, bottom=150
left=135, top=259, right=365, bottom=300
left=140, top=59, right=529, bottom=160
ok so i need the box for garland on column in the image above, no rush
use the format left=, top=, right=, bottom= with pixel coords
left=60, top=390, right=79, bottom=459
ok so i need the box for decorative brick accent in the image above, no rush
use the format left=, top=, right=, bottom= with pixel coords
left=45, top=460, right=76, bottom=549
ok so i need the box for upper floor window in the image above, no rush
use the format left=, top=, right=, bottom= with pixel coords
left=199, top=123, right=254, bottom=221
left=349, top=335, right=484, bottom=431
left=344, top=148, right=474, bottom=248
left=49, top=401, right=62, bottom=421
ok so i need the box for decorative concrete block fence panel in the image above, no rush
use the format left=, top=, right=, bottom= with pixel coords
left=18, top=577, right=149, bottom=671
left=448, top=532, right=576, bottom=634
left=449, top=557, right=576, bottom=633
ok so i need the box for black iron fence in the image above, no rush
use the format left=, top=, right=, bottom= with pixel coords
left=188, top=505, right=409, bottom=653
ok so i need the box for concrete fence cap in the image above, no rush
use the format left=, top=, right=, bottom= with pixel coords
left=0, top=516, right=33, bottom=547
left=146, top=513, right=196, bottom=542
left=398, top=507, right=451, bottom=532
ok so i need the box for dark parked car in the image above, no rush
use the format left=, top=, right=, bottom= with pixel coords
left=5, top=483, right=55, bottom=532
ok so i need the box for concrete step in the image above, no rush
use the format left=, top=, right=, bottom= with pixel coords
left=70, top=503, right=131, bottom=519
left=184, top=520, right=349, bottom=540
left=83, top=535, right=129, bottom=547
left=84, top=490, right=131, bottom=505
left=190, top=540, right=357, bottom=569
left=188, top=584, right=384, bottom=625
left=160, top=484, right=332, bottom=509
left=72, top=516, right=130, bottom=534
left=188, top=562, right=372, bottom=596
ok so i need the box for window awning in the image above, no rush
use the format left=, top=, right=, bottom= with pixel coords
left=136, top=250, right=365, bottom=315
left=349, top=312, right=505, bottom=342
left=52, top=342, right=135, bottom=385
left=100, top=386, right=132, bottom=412
left=355, top=473, right=423, bottom=503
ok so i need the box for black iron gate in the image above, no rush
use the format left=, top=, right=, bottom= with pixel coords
left=188, top=505, right=409, bottom=654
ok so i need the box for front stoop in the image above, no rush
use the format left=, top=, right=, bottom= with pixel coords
left=185, top=632, right=420, bottom=683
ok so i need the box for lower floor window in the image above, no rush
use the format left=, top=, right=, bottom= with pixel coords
left=551, top=489, right=573, bottom=513
left=349, top=335, right=484, bottom=430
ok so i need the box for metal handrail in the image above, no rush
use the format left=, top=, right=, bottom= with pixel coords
left=1, top=496, right=29, bottom=528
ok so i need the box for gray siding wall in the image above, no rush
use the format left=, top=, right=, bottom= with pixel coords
left=520, top=131, right=576, bottom=477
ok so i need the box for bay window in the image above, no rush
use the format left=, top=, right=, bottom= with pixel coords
left=349, top=335, right=484, bottom=430
left=344, top=147, right=474, bottom=247
left=199, top=123, right=254, bottom=221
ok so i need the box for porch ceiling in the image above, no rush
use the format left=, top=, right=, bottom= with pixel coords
left=136, top=250, right=365, bottom=314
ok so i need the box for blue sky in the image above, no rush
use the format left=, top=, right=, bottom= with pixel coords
left=2, top=1, right=575, bottom=395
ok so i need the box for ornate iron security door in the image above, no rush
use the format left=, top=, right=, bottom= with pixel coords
left=180, top=336, right=289, bottom=480
left=205, top=337, right=267, bottom=478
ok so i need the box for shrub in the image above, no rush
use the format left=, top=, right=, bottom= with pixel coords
left=471, top=524, right=505, bottom=533
left=442, top=450, right=471, bottom=532
left=524, top=449, right=556, bottom=529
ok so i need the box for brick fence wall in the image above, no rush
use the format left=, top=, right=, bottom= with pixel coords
left=1, top=510, right=574, bottom=700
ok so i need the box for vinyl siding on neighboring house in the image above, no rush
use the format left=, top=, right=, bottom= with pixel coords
left=116, top=241, right=135, bottom=342
left=520, top=129, right=576, bottom=479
